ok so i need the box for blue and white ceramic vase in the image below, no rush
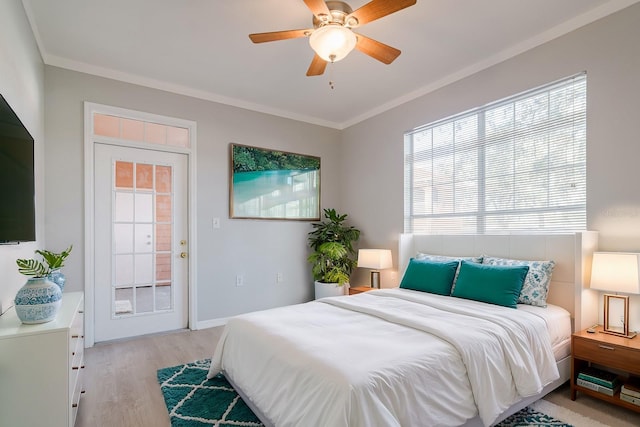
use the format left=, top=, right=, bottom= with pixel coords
left=14, top=277, right=63, bottom=324
left=48, top=269, right=66, bottom=292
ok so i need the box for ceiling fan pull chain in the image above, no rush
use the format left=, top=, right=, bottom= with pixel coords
left=328, top=62, right=335, bottom=90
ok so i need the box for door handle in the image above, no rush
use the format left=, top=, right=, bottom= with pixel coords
left=180, top=252, right=187, bottom=259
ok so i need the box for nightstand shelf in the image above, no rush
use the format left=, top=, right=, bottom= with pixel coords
left=571, top=325, right=640, bottom=413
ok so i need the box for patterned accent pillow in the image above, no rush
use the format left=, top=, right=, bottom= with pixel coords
left=482, top=256, right=556, bottom=307
left=415, top=253, right=483, bottom=292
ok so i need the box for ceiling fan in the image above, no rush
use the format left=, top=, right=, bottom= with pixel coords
left=249, top=0, right=417, bottom=76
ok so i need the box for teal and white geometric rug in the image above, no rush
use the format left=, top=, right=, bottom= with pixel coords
left=157, top=360, right=574, bottom=427
left=157, top=359, right=263, bottom=426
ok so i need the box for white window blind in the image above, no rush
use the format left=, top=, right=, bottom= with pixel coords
left=404, top=73, right=586, bottom=234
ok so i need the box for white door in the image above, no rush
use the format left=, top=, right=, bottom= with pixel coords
left=94, top=143, right=188, bottom=342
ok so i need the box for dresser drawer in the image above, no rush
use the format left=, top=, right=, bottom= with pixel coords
left=573, top=335, right=640, bottom=375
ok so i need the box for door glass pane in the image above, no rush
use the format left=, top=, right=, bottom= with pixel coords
left=134, top=253, right=153, bottom=284
left=136, top=163, right=154, bottom=190
left=136, top=286, right=153, bottom=313
left=156, top=283, right=171, bottom=310
left=156, top=224, right=171, bottom=251
left=156, top=165, right=172, bottom=193
left=134, top=224, right=153, bottom=253
left=156, top=253, right=171, bottom=281
left=114, top=224, right=133, bottom=254
left=135, top=193, right=153, bottom=222
left=115, top=161, right=134, bottom=188
left=156, top=195, right=171, bottom=222
left=114, top=287, right=133, bottom=315
left=115, top=192, right=134, bottom=222
left=115, top=255, right=134, bottom=285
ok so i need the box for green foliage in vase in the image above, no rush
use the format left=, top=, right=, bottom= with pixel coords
left=36, top=245, right=73, bottom=270
left=16, top=258, right=49, bottom=278
left=16, top=245, right=73, bottom=278
left=307, top=209, right=360, bottom=285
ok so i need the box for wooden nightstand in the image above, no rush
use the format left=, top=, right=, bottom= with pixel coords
left=571, top=325, right=640, bottom=413
left=348, top=286, right=374, bottom=295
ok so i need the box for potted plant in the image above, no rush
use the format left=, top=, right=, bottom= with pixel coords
left=14, top=249, right=66, bottom=324
left=307, top=208, right=360, bottom=299
left=35, top=245, right=73, bottom=291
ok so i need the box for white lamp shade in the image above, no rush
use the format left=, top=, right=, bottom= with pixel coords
left=357, top=249, right=392, bottom=270
left=309, top=25, right=357, bottom=62
left=590, top=252, right=640, bottom=294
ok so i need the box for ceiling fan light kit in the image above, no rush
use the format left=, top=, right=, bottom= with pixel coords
left=309, top=25, right=357, bottom=62
left=248, top=0, right=417, bottom=76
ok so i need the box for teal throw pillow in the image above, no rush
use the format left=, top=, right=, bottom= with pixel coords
left=482, top=256, right=555, bottom=307
left=452, top=260, right=529, bottom=308
left=400, top=258, right=459, bottom=295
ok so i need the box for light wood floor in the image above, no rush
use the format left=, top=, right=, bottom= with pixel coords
left=76, top=326, right=640, bottom=427
left=76, top=327, right=223, bottom=427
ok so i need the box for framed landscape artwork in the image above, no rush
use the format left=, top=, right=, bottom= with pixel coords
left=229, top=143, right=321, bottom=220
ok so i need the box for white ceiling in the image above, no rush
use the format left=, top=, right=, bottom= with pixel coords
left=22, top=0, right=638, bottom=129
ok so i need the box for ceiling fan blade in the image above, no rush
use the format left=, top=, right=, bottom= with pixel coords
left=355, top=33, right=401, bottom=64
left=249, top=29, right=311, bottom=43
left=347, top=0, right=416, bottom=26
left=303, top=0, right=331, bottom=19
left=306, top=54, right=327, bottom=76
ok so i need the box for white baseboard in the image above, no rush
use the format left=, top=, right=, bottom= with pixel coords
left=195, top=317, right=229, bottom=330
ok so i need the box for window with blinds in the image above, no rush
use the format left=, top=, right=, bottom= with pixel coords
left=404, top=73, right=586, bottom=234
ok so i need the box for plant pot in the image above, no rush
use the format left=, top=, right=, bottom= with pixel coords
left=314, top=281, right=348, bottom=300
left=48, top=269, right=66, bottom=291
left=14, top=277, right=63, bottom=324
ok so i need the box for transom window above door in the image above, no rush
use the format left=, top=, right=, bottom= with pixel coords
left=94, top=113, right=190, bottom=148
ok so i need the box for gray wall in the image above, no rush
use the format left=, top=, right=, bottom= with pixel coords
left=6, top=1, right=640, bottom=327
left=341, top=4, right=640, bottom=317
left=0, top=0, right=45, bottom=313
left=44, top=67, right=342, bottom=322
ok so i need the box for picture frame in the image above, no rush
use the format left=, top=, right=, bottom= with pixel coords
left=229, top=143, right=320, bottom=220
left=603, top=294, right=630, bottom=337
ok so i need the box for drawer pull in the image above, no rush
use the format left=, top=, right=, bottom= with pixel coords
left=72, top=403, right=78, bottom=408
left=598, top=344, right=616, bottom=350
left=72, top=365, right=85, bottom=370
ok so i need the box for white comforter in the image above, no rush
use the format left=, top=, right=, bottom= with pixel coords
left=208, top=289, right=559, bottom=427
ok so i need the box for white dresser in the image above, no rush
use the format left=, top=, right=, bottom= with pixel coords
left=0, top=291, right=85, bottom=427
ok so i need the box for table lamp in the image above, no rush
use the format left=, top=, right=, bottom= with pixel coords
left=357, top=249, right=392, bottom=289
left=590, top=252, right=640, bottom=338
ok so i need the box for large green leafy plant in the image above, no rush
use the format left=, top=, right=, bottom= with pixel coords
left=16, top=245, right=73, bottom=278
left=307, top=209, right=360, bottom=285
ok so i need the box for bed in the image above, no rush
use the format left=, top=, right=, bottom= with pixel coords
left=208, top=232, right=599, bottom=426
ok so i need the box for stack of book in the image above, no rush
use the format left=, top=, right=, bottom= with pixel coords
left=576, top=367, right=621, bottom=396
left=621, top=377, right=640, bottom=406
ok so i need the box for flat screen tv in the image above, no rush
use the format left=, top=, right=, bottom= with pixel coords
left=0, top=94, right=35, bottom=243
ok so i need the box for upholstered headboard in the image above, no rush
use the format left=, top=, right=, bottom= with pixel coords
left=398, top=232, right=599, bottom=331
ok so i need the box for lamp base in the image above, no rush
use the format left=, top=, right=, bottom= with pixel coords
left=370, top=270, right=380, bottom=289
left=600, top=329, right=637, bottom=339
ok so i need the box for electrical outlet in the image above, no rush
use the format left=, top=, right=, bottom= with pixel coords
left=276, top=272, right=283, bottom=283
left=236, top=275, right=244, bottom=286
